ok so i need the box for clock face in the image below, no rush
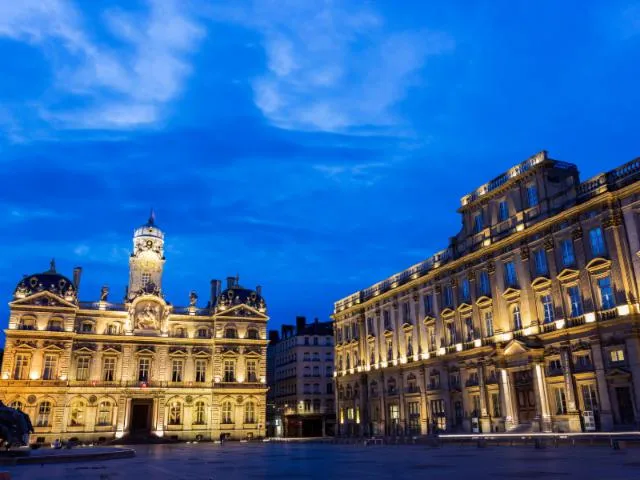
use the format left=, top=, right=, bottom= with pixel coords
left=146, top=240, right=153, bottom=249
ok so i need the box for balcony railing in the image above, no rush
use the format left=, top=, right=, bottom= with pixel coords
left=405, top=386, right=421, bottom=394
left=599, top=308, right=618, bottom=321
left=546, top=367, right=563, bottom=377
left=465, top=378, right=479, bottom=387
left=567, top=315, right=586, bottom=328
left=573, top=362, right=594, bottom=373
left=542, top=322, right=557, bottom=333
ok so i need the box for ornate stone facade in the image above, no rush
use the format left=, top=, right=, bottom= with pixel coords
left=0, top=215, right=268, bottom=443
left=333, top=152, right=640, bottom=435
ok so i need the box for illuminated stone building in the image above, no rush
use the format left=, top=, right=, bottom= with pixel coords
left=0, top=215, right=269, bottom=443
left=333, top=151, right=640, bottom=435
left=267, top=316, right=335, bottom=437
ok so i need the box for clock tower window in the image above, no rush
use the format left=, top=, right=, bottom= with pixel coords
left=141, top=272, right=151, bottom=286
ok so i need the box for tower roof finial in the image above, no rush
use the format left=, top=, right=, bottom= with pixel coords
left=148, top=208, right=156, bottom=226
left=49, top=258, right=56, bottom=273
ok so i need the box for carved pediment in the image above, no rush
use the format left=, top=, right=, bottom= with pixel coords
left=221, top=346, right=240, bottom=355
left=13, top=340, right=37, bottom=350
left=102, top=344, right=122, bottom=353
left=169, top=346, right=188, bottom=356
left=457, top=302, right=473, bottom=314
left=136, top=345, right=155, bottom=354
left=503, top=339, right=529, bottom=356
left=557, top=268, right=580, bottom=283
left=73, top=342, right=97, bottom=352
left=531, top=276, right=552, bottom=292
left=192, top=347, right=212, bottom=356
left=402, top=322, right=414, bottom=331
left=244, top=348, right=262, bottom=358
left=216, top=303, right=268, bottom=320
left=606, top=367, right=630, bottom=378
left=502, top=287, right=521, bottom=301
left=10, top=290, right=78, bottom=309
left=586, top=257, right=612, bottom=275
left=43, top=341, right=66, bottom=351
left=476, top=296, right=493, bottom=308
left=441, top=308, right=455, bottom=318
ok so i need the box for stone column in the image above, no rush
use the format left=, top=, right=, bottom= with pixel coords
left=532, top=363, right=552, bottom=432
left=560, top=346, right=582, bottom=431
left=590, top=341, right=613, bottom=430
left=624, top=335, right=640, bottom=422
left=478, top=364, right=491, bottom=432
left=499, top=368, right=516, bottom=430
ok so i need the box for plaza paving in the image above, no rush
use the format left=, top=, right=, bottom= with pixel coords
left=4, top=442, right=640, bottom=480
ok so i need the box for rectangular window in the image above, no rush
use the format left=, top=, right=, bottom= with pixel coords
left=554, top=387, right=567, bottom=415
left=541, top=294, right=554, bottom=323
left=465, top=317, right=474, bottom=341
left=443, top=285, right=453, bottom=307
left=138, top=358, right=150, bottom=382
left=383, top=310, right=391, bottom=330
left=491, top=392, right=501, bottom=417
left=561, top=239, right=575, bottom=266
left=527, top=185, right=539, bottom=208
left=598, top=276, right=615, bottom=310
left=13, top=354, right=29, bottom=380
left=589, top=227, right=606, bottom=256
left=447, top=322, right=457, bottom=345
left=484, top=311, right=494, bottom=337
left=568, top=286, right=583, bottom=317
left=498, top=200, right=509, bottom=222
left=534, top=249, right=548, bottom=276
left=403, top=302, right=411, bottom=324
left=367, top=317, right=374, bottom=333
left=610, top=349, right=625, bottom=363
left=473, top=213, right=484, bottom=233
left=512, top=305, right=522, bottom=330
left=103, top=357, right=116, bottom=382
left=40, top=354, right=57, bottom=380
left=171, top=359, right=184, bottom=383
left=581, top=384, right=598, bottom=412
left=504, top=261, right=518, bottom=287
left=461, top=279, right=470, bottom=302
left=76, top=357, right=90, bottom=381
left=224, top=360, right=235, bottom=382
left=479, top=271, right=491, bottom=296
left=246, top=360, right=257, bottom=382
left=423, top=294, right=433, bottom=314
left=195, top=359, right=207, bottom=383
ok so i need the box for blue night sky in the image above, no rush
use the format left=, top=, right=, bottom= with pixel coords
left=0, top=1, right=639, bottom=340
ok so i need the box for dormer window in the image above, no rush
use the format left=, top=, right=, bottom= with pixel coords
left=246, top=328, right=259, bottom=339
left=197, top=327, right=210, bottom=339
left=81, top=321, right=94, bottom=333
left=106, top=324, right=119, bottom=335
left=224, top=327, right=237, bottom=339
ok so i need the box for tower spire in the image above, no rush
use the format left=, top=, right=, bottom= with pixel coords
left=148, top=208, right=156, bottom=226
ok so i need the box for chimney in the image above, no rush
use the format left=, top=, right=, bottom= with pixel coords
left=73, top=267, right=82, bottom=290
left=268, top=330, right=280, bottom=344
left=256, top=285, right=262, bottom=296
left=210, top=279, right=222, bottom=303
left=226, top=276, right=235, bottom=289
left=296, top=316, right=306, bottom=334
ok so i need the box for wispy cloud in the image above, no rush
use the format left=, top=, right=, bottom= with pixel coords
left=0, top=0, right=204, bottom=132
left=211, top=1, right=453, bottom=135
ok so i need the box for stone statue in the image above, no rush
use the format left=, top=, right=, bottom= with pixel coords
left=100, top=285, right=109, bottom=302
left=135, top=302, right=160, bottom=330
left=0, top=401, right=33, bottom=450
left=189, top=291, right=198, bottom=307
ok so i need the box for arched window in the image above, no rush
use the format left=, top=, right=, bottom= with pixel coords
left=224, top=327, right=237, bottom=339
left=36, top=401, right=52, bottom=427
left=169, top=401, right=182, bottom=425
left=194, top=401, right=206, bottom=425
left=9, top=400, right=23, bottom=410
left=69, top=400, right=86, bottom=426
left=19, top=316, right=36, bottom=330
left=174, top=327, right=185, bottom=338
left=48, top=318, right=63, bottom=331
left=246, top=328, right=259, bottom=340
left=387, top=377, right=397, bottom=394
left=197, top=328, right=210, bottom=339
left=222, top=401, right=233, bottom=424
left=106, top=323, right=119, bottom=335
left=97, top=401, right=114, bottom=426
left=512, top=304, right=522, bottom=330
left=80, top=321, right=94, bottom=333
left=244, top=402, right=256, bottom=423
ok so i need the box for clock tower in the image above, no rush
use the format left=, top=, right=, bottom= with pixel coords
left=128, top=211, right=165, bottom=299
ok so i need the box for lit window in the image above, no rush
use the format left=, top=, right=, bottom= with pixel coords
left=97, top=401, right=113, bottom=426
left=534, top=249, right=548, bottom=276
left=554, top=387, right=567, bottom=415
left=138, top=358, right=150, bottom=382
left=244, top=402, right=256, bottom=423
left=171, top=359, right=184, bottom=383
left=598, top=276, right=615, bottom=310
left=561, top=239, right=575, bottom=266
left=567, top=286, right=583, bottom=317
left=610, top=349, right=625, bottom=362
left=36, top=401, right=52, bottom=427
left=512, top=305, right=522, bottom=330
left=222, top=401, right=233, bottom=424
left=589, top=227, right=606, bottom=256
left=169, top=402, right=182, bottom=425
left=195, top=359, right=207, bottom=383
left=504, top=261, right=518, bottom=287
left=484, top=311, right=494, bottom=337
left=246, top=360, right=257, bottom=382
left=194, top=401, right=206, bottom=425
left=69, top=400, right=85, bottom=426
left=224, top=360, right=235, bottom=382
left=527, top=185, right=539, bottom=207
left=541, top=294, right=554, bottom=323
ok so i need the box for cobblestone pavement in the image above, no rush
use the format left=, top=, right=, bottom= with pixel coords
left=4, top=442, right=640, bottom=480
